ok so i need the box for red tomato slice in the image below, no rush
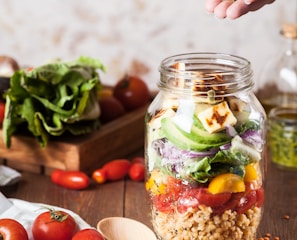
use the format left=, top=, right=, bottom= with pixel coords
left=256, top=186, right=265, bottom=207
left=32, top=209, right=78, bottom=240
left=212, top=192, right=244, bottom=215
left=152, top=193, right=174, bottom=214
left=72, top=228, right=104, bottom=240
left=0, top=218, right=29, bottom=240
left=192, top=188, right=232, bottom=208
left=235, top=190, right=257, bottom=214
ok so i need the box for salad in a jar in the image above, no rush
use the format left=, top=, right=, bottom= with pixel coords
left=145, top=72, right=265, bottom=239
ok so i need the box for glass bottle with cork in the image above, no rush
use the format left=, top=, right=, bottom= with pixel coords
left=255, top=23, right=297, bottom=114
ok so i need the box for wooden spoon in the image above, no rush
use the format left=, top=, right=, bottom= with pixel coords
left=97, top=217, right=157, bottom=240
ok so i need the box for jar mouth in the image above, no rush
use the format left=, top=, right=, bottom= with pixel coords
left=269, top=107, right=297, bottom=125
left=158, top=52, right=254, bottom=97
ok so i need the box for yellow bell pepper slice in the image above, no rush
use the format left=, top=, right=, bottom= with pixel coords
left=145, top=169, right=166, bottom=195
left=208, top=173, right=245, bottom=194
left=244, top=164, right=258, bottom=182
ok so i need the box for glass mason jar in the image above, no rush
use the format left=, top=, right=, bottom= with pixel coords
left=145, top=53, right=266, bottom=240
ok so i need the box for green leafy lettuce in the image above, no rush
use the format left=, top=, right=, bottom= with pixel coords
left=183, top=150, right=249, bottom=183
left=3, top=56, right=106, bottom=148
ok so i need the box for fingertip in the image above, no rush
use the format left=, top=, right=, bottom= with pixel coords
left=205, top=0, right=222, bottom=12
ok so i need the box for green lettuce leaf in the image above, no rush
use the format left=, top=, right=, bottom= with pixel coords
left=184, top=150, right=249, bottom=183
left=3, top=56, right=106, bottom=148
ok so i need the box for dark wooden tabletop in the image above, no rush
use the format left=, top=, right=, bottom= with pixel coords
left=1, top=157, right=297, bottom=240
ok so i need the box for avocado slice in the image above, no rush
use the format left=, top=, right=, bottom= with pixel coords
left=161, top=117, right=231, bottom=151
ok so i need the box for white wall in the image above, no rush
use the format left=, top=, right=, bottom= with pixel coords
left=0, top=0, right=296, bottom=91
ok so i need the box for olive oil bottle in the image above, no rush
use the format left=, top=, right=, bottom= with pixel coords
left=255, top=23, right=297, bottom=114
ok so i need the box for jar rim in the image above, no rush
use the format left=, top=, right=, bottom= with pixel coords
left=158, top=52, right=254, bottom=97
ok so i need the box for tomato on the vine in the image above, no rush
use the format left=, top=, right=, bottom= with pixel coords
left=113, top=75, right=150, bottom=111
left=72, top=228, right=104, bottom=240
left=0, top=218, right=29, bottom=240
left=32, top=209, right=78, bottom=240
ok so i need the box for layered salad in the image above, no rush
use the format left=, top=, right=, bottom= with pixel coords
left=145, top=74, right=265, bottom=240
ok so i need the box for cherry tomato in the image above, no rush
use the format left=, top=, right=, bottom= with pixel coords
left=98, top=96, right=126, bottom=123
left=129, top=163, right=145, bottom=182
left=32, top=209, right=78, bottom=240
left=0, top=218, right=29, bottom=240
left=51, top=170, right=90, bottom=190
left=72, top=228, right=104, bottom=240
left=102, top=159, right=132, bottom=181
left=0, top=102, right=5, bottom=126
left=192, top=188, right=232, bottom=208
left=92, top=168, right=107, bottom=184
left=131, top=156, right=145, bottom=165
left=113, top=75, right=150, bottom=111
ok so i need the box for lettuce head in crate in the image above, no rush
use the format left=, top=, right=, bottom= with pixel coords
left=2, top=56, right=106, bottom=148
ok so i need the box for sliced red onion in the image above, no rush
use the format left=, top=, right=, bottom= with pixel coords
left=225, top=125, right=238, bottom=137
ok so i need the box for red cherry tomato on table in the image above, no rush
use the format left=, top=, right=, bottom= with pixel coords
left=129, top=163, right=145, bottom=182
left=51, top=170, right=90, bottom=190
left=92, top=168, right=107, bottom=184
left=0, top=218, right=29, bottom=240
left=102, top=159, right=132, bottom=181
left=0, top=102, right=5, bottom=126
left=32, top=209, right=78, bottom=240
left=131, top=156, right=145, bottom=165
left=113, top=75, right=150, bottom=111
left=72, top=228, right=104, bottom=240
left=98, top=96, right=126, bottom=123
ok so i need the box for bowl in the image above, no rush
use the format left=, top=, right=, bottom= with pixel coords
left=97, top=217, right=157, bottom=240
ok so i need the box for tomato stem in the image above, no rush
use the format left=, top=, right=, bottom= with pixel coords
left=49, top=209, right=68, bottom=222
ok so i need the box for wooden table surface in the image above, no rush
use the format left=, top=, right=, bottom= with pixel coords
left=1, top=157, right=297, bottom=239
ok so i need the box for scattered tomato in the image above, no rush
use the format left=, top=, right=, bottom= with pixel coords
left=131, top=156, right=145, bottom=165
left=98, top=96, right=126, bottom=123
left=72, top=228, right=104, bottom=240
left=92, top=168, right=107, bottom=184
left=113, top=75, right=150, bottom=111
left=0, top=102, right=5, bottom=126
left=0, top=218, right=29, bottom=240
left=32, top=209, right=78, bottom=240
left=102, top=159, right=132, bottom=181
left=129, top=163, right=145, bottom=182
left=51, top=170, right=90, bottom=190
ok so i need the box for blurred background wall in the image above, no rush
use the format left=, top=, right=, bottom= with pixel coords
left=0, top=0, right=296, bottom=91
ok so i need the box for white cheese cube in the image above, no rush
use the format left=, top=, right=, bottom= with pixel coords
left=197, top=101, right=237, bottom=133
left=149, top=108, right=175, bottom=130
left=227, top=97, right=248, bottom=112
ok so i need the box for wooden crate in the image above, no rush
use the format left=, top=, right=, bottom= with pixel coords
left=0, top=105, right=147, bottom=175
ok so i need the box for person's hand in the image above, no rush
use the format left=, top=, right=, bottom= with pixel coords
left=205, top=0, right=275, bottom=19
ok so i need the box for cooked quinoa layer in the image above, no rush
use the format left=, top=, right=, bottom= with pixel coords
left=152, top=205, right=262, bottom=240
